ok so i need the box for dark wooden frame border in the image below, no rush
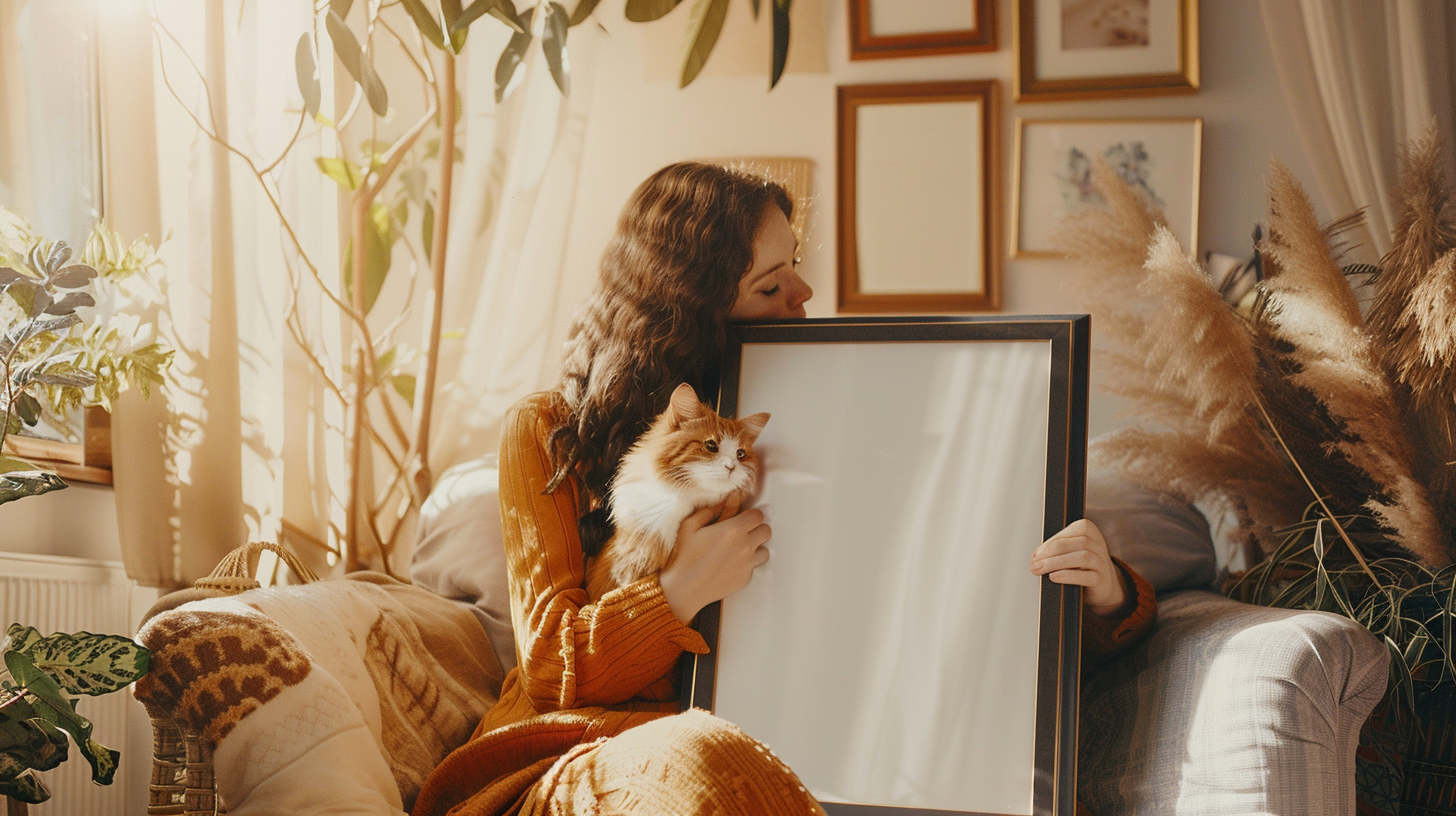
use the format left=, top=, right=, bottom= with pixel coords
left=847, top=0, right=997, bottom=60
left=3, top=406, right=113, bottom=485
left=1014, top=0, right=1199, bottom=102
left=682, top=314, right=1091, bottom=816
left=836, top=82, right=1002, bottom=314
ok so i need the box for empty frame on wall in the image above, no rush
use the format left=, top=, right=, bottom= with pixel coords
left=836, top=82, right=1002, bottom=313
left=682, top=315, right=1091, bottom=816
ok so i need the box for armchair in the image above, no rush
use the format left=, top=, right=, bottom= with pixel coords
left=135, top=459, right=1388, bottom=815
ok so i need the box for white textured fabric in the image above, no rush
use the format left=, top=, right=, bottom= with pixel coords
left=1258, top=0, right=1456, bottom=260
left=1080, top=590, right=1389, bottom=816
left=214, top=672, right=406, bottom=816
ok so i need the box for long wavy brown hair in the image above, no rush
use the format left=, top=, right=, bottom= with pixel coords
left=545, top=161, right=793, bottom=556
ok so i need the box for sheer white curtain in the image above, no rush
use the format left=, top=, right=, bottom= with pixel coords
left=1259, top=0, right=1456, bottom=258
left=100, top=0, right=596, bottom=588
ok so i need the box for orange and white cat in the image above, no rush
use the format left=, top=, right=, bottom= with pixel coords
left=586, top=382, right=769, bottom=600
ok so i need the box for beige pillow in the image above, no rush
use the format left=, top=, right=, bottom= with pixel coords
left=411, top=455, right=517, bottom=674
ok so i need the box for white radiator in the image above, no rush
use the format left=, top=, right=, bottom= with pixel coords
left=1, top=551, right=151, bottom=816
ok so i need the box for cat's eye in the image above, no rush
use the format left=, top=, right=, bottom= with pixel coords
left=704, top=439, right=719, bottom=453
left=736, top=448, right=746, bottom=460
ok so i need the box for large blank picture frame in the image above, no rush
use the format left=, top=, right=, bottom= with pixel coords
left=837, top=82, right=1002, bottom=313
left=682, top=316, right=1090, bottom=816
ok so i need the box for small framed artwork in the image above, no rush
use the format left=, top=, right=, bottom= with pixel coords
left=1015, top=0, right=1198, bottom=101
left=848, top=0, right=997, bottom=60
left=1012, top=117, right=1201, bottom=258
left=837, top=81, right=1001, bottom=313
left=683, top=315, right=1091, bottom=816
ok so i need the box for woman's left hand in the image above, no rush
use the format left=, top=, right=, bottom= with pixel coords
left=1030, top=519, right=1129, bottom=617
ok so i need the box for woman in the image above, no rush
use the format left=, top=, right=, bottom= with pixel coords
left=412, top=162, right=1154, bottom=816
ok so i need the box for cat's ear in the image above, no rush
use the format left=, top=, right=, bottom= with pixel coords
left=666, top=383, right=704, bottom=427
left=738, top=412, right=770, bottom=441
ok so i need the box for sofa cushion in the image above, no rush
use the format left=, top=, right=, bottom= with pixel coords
left=412, top=454, right=517, bottom=674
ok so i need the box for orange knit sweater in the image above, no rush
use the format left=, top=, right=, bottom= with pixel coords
left=411, top=393, right=1157, bottom=816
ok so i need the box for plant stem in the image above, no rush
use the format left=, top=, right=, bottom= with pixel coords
left=1252, top=395, right=1381, bottom=585
left=411, top=50, right=456, bottom=502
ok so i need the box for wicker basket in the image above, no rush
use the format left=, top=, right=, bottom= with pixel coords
left=145, top=542, right=318, bottom=816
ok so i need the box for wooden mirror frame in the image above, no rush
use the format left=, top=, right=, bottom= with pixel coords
left=683, top=315, right=1090, bottom=816
left=836, top=81, right=1002, bottom=314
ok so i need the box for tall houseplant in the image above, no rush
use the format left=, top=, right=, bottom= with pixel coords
left=155, top=0, right=796, bottom=576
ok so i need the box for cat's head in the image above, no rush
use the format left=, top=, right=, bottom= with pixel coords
left=647, top=383, right=769, bottom=494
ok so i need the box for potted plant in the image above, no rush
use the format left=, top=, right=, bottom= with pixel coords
left=0, top=624, right=151, bottom=814
left=0, top=209, right=172, bottom=505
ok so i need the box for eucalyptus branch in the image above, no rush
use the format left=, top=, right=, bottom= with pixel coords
left=154, top=23, right=371, bottom=335
left=260, top=108, right=310, bottom=176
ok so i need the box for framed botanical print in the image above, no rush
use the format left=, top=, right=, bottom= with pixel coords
left=1012, top=117, right=1201, bottom=257
left=1015, top=0, right=1198, bottom=101
left=683, top=315, right=1091, bottom=816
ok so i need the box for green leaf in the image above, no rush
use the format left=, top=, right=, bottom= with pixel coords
left=296, top=33, right=321, bottom=118
left=16, top=632, right=151, bottom=697
left=0, top=266, right=25, bottom=286
left=625, top=0, right=684, bottom=22
left=359, top=48, right=390, bottom=117
left=343, top=202, right=395, bottom=315
left=43, top=291, right=95, bottom=316
left=15, top=393, right=41, bottom=426
left=454, top=0, right=524, bottom=42
left=679, top=0, right=728, bottom=88
left=0, top=765, right=51, bottom=805
left=569, top=0, right=603, bottom=25
left=399, top=0, right=446, bottom=50
left=2, top=651, right=117, bottom=785
left=769, top=0, right=790, bottom=89
left=325, top=10, right=368, bottom=94
left=392, top=374, right=416, bottom=406
left=422, top=200, right=436, bottom=263
left=329, top=0, right=355, bottom=19
left=0, top=456, right=38, bottom=476
left=494, top=11, right=534, bottom=103
left=316, top=157, right=364, bottom=191
left=120, top=344, right=172, bottom=400
left=401, top=166, right=428, bottom=206
left=4, top=625, right=43, bottom=654
left=0, top=470, right=68, bottom=505
left=0, top=717, right=69, bottom=773
left=48, top=264, right=97, bottom=289
left=543, top=3, right=571, bottom=95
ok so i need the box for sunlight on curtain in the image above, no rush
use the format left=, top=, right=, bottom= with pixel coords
left=102, top=0, right=595, bottom=587
left=1259, top=0, right=1455, bottom=259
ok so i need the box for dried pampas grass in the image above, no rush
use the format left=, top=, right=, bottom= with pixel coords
left=1066, top=136, right=1456, bottom=569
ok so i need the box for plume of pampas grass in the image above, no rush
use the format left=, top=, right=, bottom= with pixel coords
left=1061, top=161, right=1304, bottom=560
left=1366, top=131, right=1456, bottom=556
left=1257, top=159, right=1445, bottom=566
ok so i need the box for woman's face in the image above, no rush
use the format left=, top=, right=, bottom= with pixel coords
left=729, top=205, right=813, bottom=320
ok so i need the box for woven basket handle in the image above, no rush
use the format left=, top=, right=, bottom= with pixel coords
left=193, top=541, right=320, bottom=594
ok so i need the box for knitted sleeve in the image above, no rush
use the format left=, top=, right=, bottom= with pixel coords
left=1081, top=557, right=1157, bottom=668
left=497, top=394, right=709, bottom=712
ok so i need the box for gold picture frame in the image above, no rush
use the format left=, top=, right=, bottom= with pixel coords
left=1012, top=116, right=1202, bottom=258
left=836, top=80, right=1002, bottom=313
left=847, top=0, right=997, bottom=60
left=3, top=407, right=114, bottom=485
left=1015, top=0, right=1199, bottom=102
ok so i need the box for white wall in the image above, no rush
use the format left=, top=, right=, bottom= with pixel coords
left=550, top=0, right=1321, bottom=437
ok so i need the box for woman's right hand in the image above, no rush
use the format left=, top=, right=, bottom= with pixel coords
left=658, top=496, right=771, bottom=624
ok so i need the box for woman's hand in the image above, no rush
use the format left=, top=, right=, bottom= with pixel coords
left=659, top=494, right=771, bottom=625
left=1030, top=519, right=1129, bottom=618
